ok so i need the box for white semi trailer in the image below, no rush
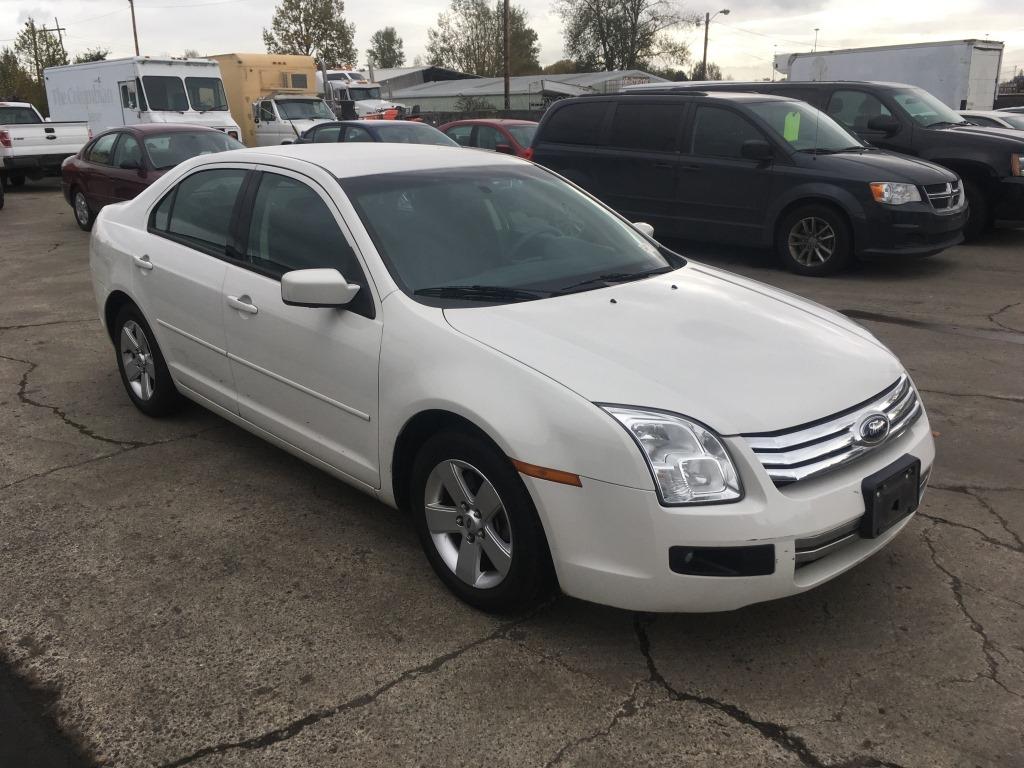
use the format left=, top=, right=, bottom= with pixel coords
left=775, top=39, right=1005, bottom=110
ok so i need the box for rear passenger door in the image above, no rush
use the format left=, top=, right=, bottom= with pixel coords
left=221, top=168, right=382, bottom=488
left=674, top=104, right=775, bottom=244
left=595, top=101, right=686, bottom=230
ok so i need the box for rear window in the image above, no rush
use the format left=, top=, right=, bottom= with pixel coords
left=608, top=103, right=683, bottom=152
left=507, top=124, right=537, bottom=146
left=540, top=101, right=610, bottom=145
left=0, top=106, right=41, bottom=124
left=143, top=131, right=243, bottom=170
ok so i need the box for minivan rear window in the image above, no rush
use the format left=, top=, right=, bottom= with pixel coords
left=541, top=102, right=610, bottom=145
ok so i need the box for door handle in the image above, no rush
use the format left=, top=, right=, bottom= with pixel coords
left=132, top=254, right=154, bottom=270
left=226, top=295, right=258, bottom=315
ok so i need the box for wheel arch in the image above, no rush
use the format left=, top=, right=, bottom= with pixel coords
left=103, top=290, right=137, bottom=343
left=773, top=196, right=856, bottom=249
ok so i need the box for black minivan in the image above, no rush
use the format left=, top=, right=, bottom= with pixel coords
left=532, top=92, right=967, bottom=275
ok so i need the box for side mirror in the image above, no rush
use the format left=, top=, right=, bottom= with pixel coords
left=495, top=143, right=515, bottom=155
left=866, top=115, right=900, bottom=135
left=740, top=139, right=774, bottom=162
left=281, top=268, right=360, bottom=308
left=633, top=221, right=655, bottom=238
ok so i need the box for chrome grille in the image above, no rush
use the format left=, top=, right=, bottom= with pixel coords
left=743, top=376, right=922, bottom=485
left=923, top=181, right=962, bottom=211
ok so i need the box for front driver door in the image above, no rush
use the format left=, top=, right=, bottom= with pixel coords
left=108, top=131, right=148, bottom=203
left=221, top=168, right=382, bottom=488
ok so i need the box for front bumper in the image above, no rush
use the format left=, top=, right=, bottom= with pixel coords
left=526, top=412, right=934, bottom=613
left=855, top=200, right=966, bottom=258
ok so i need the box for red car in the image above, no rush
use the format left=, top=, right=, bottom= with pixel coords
left=438, top=119, right=538, bottom=159
left=62, top=124, right=243, bottom=231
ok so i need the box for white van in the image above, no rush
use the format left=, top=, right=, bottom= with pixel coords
left=44, top=57, right=241, bottom=139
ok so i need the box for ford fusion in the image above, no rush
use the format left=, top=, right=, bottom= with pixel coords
left=88, top=144, right=934, bottom=612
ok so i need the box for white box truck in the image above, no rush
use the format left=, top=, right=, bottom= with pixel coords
left=44, top=57, right=241, bottom=138
left=775, top=39, right=1005, bottom=110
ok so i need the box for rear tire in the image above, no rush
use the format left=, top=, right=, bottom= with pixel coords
left=962, top=179, right=992, bottom=240
left=112, top=304, right=181, bottom=417
left=775, top=204, right=854, bottom=276
left=72, top=188, right=95, bottom=231
left=410, top=430, right=555, bottom=613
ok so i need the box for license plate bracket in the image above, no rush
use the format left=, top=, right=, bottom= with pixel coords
left=860, top=455, right=921, bottom=539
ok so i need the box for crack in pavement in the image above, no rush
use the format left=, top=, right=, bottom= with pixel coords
left=631, top=616, right=906, bottom=768
left=0, top=317, right=96, bottom=332
left=989, top=301, right=1022, bottom=333
left=542, top=680, right=650, bottom=768
left=916, top=511, right=1024, bottom=555
left=920, top=523, right=1023, bottom=701
left=2, top=353, right=146, bottom=448
left=159, top=599, right=559, bottom=768
left=917, top=388, right=1024, bottom=405
left=930, top=484, right=1024, bottom=554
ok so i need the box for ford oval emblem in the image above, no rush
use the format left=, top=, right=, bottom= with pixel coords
left=856, top=413, right=891, bottom=445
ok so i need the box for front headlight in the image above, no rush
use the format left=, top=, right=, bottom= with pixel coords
left=1012, top=153, right=1022, bottom=177
left=601, top=406, right=743, bottom=505
left=869, top=182, right=922, bottom=205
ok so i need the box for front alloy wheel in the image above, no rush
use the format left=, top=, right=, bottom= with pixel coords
left=788, top=216, right=836, bottom=267
left=776, top=204, right=853, bottom=276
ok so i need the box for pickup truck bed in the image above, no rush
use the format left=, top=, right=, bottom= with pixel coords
left=0, top=102, right=88, bottom=184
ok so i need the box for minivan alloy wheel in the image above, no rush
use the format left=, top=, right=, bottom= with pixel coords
left=788, top=216, right=837, bottom=266
left=424, top=459, right=513, bottom=589
left=120, top=320, right=157, bottom=401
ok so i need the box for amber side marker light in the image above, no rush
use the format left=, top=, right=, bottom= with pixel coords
left=512, top=459, right=582, bottom=487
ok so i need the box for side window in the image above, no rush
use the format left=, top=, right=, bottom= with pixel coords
left=826, top=90, right=892, bottom=132
left=313, top=125, right=342, bottom=143
left=112, top=133, right=142, bottom=169
left=445, top=125, right=473, bottom=146
left=475, top=125, right=503, bottom=150
left=342, top=126, right=373, bottom=142
left=87, top=133, right=119, bottom=165
left=540, top=102, right=610, bottom=145
left=259, top=101, right=276, bottom=121
left=690, top=107, right=764, bottom=158
left=161, top=169, right=246, bottom=251
left=608, top=103, right=683, bottom=152
left=120, top=84, right=137, bottom=110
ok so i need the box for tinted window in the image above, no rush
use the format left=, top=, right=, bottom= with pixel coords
left=445, top=125, right=473, bottom=146
left=313, top=125, right=342, bottom=143
left=826, top=90, right=892, bottom=132
left=507, top=124, right=537, bottom=146
left=541, top=102, right=610, bottom=145
left=141, top=76, right=189, bottom=111
left=342, top=126, right=374, bottom=143
left=965, top=115, right=998, bottom=127
left=690, top=107, right=764, bottom=158
left=143, top=131, right=243, bottom=170
left=891, top=88, right=965, bottom=127
left=113, top=133, right=143, bottom=168
left=87, top=133, right=119, bottom=165
left=290, top=73, right=308, bottom=89
left=245, top=173, right=367, bottom=295
left=476, top=125, right=503, bottom=150
left=371, top=123, right=458, bottom=146
left=163, top=169, right=246, bottom=250
left=747, top=101, right=861, bottom=151
left=0, top=106, right=41, bottom=123
left=609, top=103, right=683, bottom=151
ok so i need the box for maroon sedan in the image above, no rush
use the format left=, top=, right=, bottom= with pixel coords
left=438, top=119, right=538, bottom=159
left=62, top=124, right=242, bottom=231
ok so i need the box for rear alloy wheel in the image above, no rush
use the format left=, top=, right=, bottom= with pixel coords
left=411, top=431, right=554, bottom=612
left=777, top=204, right=853, bottom=276
left=73, top=189, right=94, bottom=231
left=113, top=305, right=181, bottom=417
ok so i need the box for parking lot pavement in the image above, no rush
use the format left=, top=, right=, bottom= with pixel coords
left=1, top=179, right=1021, bottom=768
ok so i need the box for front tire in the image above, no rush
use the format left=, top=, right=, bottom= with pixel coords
left=113, top=304, right=181, bottom=417
left=962, top=179, right=992, bottom=240
left=72, top=188, right=95, bottom=231
left=776, top=204, right=854, bottom=276
left=410, top=431, right=554, bottom=612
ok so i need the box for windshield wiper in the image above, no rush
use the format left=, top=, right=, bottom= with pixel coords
left=926, top=121, right=965, bottom=129
left=555, top=265, right=675, bottom=295
left=414, top=285, right=551, bottom=302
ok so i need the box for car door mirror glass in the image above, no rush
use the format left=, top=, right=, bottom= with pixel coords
left=740, top=139, right=774, bottom=161
left=866, top=115, right=900, bottom=135
left=281, top=268, right=360, bottom=308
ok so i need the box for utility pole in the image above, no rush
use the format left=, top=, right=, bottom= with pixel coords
left=503, top=0, right=511, bottom=110
left=29, top=19, right=41, bottom=85
left=813, top=28, right=819, bottom=52
left=701, top=12, right=710, bottom=81
left=128, top=0, right=140, bottom=56
left=46, top=18, right=67, bottom=60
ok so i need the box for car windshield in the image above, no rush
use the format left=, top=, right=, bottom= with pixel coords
left=507, top=124, right=537, bottom=146
left=892, top=88, right=968, bottom=128
left=141, top=76, right=190, bottom=112
left=371, top=123, right=458, bottom=146
left=340, top=165, right=678, bottom=303
left=0, top=106, right=41, bottom=124
left=348, top=87, right=382, bottom=101
left=185, top=77, right=229, bottom=112
left=277, top=99, right=334, bottom=120
left=998, top=114, right=1024, bottom=130
left=747, top=101, right=863, bottom=152
left=143, top=131, right=244, bottom=170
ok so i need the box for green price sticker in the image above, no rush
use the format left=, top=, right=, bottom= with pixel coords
left=784, top=111, right=801, bottom=142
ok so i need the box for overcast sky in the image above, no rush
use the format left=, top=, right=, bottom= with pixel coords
left=1, top=0, right=1021, bottom=83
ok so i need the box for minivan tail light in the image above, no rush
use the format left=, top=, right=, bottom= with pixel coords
left=521, top=147, right=534, bottom=161
left=0, top=130, right=11, bottom=148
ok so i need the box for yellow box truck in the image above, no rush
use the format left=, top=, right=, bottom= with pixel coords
left=210, top=53, right=335, bottom=146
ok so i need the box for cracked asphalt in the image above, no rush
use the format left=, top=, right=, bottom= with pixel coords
left=1, top=180, right=1022, bottom=767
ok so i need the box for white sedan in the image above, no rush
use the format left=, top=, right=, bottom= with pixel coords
left=89, top=144, right=934, bottom=613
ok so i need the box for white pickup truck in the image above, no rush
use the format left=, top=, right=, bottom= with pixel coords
left=0, top=101, right=88, bottom=186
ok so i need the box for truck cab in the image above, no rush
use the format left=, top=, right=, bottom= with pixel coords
left=251, top=96, right=336, bottom=146
left=318, top=71, right=404, bottom=117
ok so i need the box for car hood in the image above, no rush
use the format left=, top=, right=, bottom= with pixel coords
left=935, top=124, right=1024, bottom=148
left=813, top=150, right=956, bottom=183
left=442, top=264, right=904, bottom=435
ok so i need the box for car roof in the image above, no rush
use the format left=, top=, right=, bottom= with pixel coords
left=208, top=143, right=522, bottom=178
left=444, top=118, right=538, bottom=126
left=317, top=120, right=433, bottom=128
left=100, top=123, right=224, bottom=135
left=581, top=90, right=799, bottom=105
